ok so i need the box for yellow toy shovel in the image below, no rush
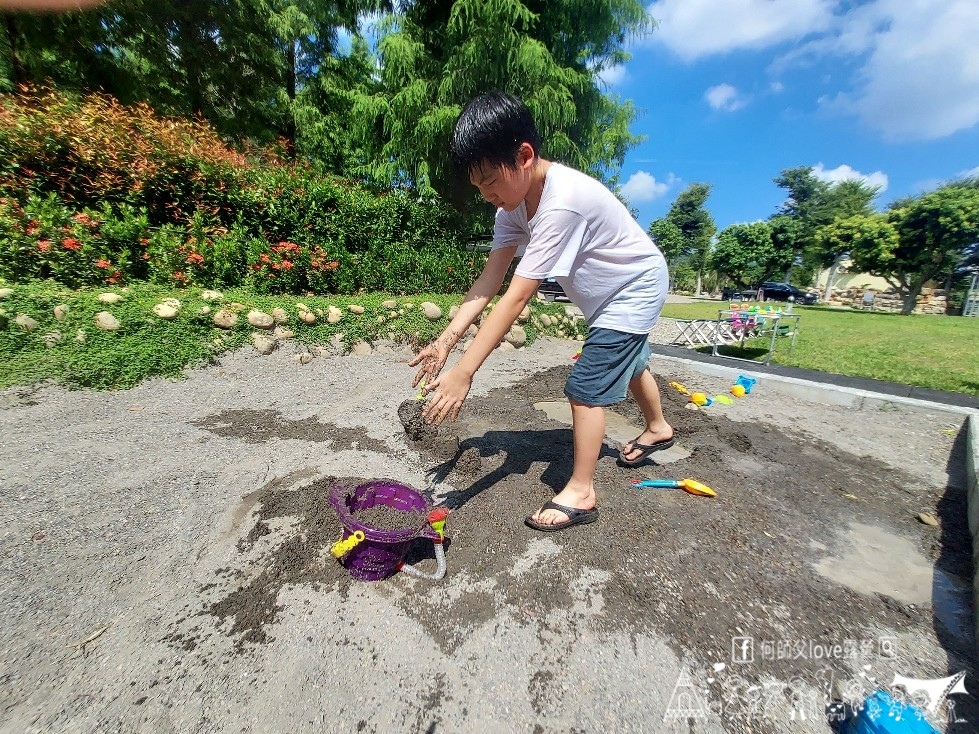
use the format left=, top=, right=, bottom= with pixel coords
left=632, top=478, right=717, bottom=497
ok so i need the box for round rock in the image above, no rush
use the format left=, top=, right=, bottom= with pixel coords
left=213, top=310, right=238, bottom=329
left=421, top=301, right=442, bottom=320
left=251, top=332, right=276, bottom=355
left=247, top=309, right=274, bottom=329
left=15, top=314, right=39, bottom=332
left=153, top=303, right=179, bottom=320
left=94, top=311, right=121, bottom=331
left=506, top=325, right=527, bottom=348
left=98, top=293, right=123, bottom=304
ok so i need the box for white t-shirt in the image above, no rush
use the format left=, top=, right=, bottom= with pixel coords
left=491, top=163, right=669, bottom=334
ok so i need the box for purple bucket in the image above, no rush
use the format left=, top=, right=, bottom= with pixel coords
left=328, top=480, right=440, bottom=581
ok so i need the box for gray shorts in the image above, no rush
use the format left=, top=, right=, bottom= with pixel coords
left=564, top=327, right=650, bottom=407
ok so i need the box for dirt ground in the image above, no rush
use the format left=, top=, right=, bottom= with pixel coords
left=0, top=335, right=974, bottom=733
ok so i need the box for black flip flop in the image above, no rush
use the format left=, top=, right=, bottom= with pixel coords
left=524, top=501, right=599, bottom=532
left=620, top=435, right=676, bottom=466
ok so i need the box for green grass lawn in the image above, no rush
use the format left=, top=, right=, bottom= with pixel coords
left=661, top=302, right=979, bottom=395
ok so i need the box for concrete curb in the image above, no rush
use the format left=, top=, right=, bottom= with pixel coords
left=649, top=350, right=979, bottom=660
left=967, top=415, right=979, bottom=661
left=648, top=351, right=977, bottom=418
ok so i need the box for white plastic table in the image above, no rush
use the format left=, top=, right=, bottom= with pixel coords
left=711, top=308, right=800, bottom=366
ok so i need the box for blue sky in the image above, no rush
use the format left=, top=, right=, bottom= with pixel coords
left=605, top=0, right=979, bottom=232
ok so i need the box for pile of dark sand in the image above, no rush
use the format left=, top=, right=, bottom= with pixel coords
left=353, top=504, right=425, bottom=532
left=397, top=398, right=437, bottom=443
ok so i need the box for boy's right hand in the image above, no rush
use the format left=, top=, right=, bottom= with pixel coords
left=409, top=341, right=451, bottom=389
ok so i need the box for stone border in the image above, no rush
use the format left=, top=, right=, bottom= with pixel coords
left=651, top=351, right=979, bottom=659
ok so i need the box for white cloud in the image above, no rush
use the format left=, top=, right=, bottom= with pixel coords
left=705, top=83, right=746, bottom=112
left=621, top=171, right=676, bottom=203
left=645, top=0, right=835, bottom=61
left=812, top=163, right=888, bottom=193
left=822, top=0, right=979, bottom=141
left=959, top=166, right=979, bottom=179
left=596, top=65, right=628, bottom=88
left=643, top=1, right=979, bottom=141
left=770, top=81, right=785, bottom=94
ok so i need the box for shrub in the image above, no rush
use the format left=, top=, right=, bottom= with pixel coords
left=0, top=87, right=483, bottom=295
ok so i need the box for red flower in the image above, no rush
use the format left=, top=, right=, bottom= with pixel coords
left=95, top=259, right=111, bottom=269
left=139, top=238, right=150, bottom=246
left=62, top=238, right=82, bottom=251
left=186, top=252, right=205, bottom=265
left=73, top=212, right=97, bottom=228
left=259, top=254, right=271, bottom=264
left=37, top=240, right=51, bottom=252
left=172, top=271, right=187, bottom=284
left=280, top=260, right=294, bottom=270
left=25, top=221, right=40, bottom=236
left=325, top=260, right=339, bottom=272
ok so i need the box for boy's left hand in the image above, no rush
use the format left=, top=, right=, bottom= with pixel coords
left=422, top=368, right=472, bottom=426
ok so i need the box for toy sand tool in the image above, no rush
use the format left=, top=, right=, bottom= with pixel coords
left=329, top=480, right=449, bottom=581
left=632, top=478, right=717, bottom=497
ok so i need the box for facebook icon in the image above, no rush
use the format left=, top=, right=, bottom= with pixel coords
left=732, top=637, right=754, bottom=663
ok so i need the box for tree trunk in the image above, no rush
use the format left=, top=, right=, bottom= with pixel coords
left=284, top=38, right=297, bottom=159
left=695, top=270, right=702, bottom=297
left=5, top=15, right=27, bottom=87
left=822, top=253, right=846, bottom=303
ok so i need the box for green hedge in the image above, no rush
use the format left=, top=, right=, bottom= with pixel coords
left=0, top=87, right=484, bottom=294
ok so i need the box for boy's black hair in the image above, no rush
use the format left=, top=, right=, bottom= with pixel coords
left=449, top=91, right=542, bottom=179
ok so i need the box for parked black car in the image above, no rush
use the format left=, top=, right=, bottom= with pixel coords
left=538, top=277, right=569, bottom=302
left=758, top=281, right=818, bottom=305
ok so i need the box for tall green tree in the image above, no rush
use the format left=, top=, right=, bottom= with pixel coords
left=665, top=183, right=715, bottom=295
left=351, top=0, right=651, bottom=199
left=647, top=217, right=684, bottom=264
left=711, top=221, right=792, bottom=288
left=772, top=166, right=879, bottom=288
left=831, top=182, right=979, bottom=314
left=269, top=0, right=389, bottom=158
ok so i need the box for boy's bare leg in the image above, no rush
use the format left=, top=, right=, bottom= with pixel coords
left=621, top=369, right=673, bottom=463
left=530, top=399, right=602, bottom=525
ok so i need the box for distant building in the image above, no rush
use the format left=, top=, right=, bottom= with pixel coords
left=813, top=258, right=890, bottom=292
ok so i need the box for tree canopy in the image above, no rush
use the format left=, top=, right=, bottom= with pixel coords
left=349, top=0, right=651, bottom=199
left=663, top=183, right=715, bottom=294
left=815, top=181, right=979, bottom=313
left=711, top=221, right=791, bottom=288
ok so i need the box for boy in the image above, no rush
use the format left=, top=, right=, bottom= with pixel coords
left=410, top=91, right=673, bottom=532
